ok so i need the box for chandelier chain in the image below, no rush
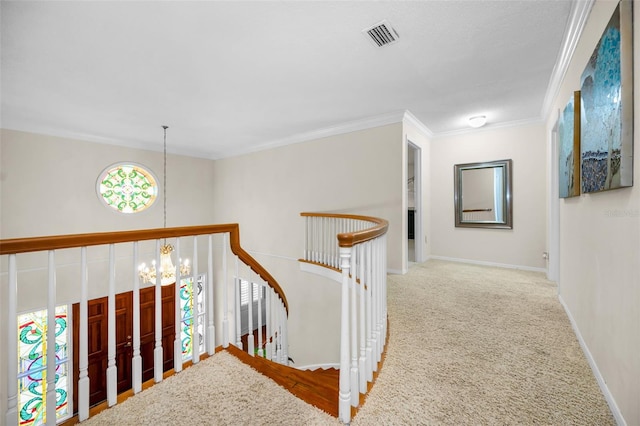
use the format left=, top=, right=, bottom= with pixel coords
left=162, top=125, right=168, bottom=231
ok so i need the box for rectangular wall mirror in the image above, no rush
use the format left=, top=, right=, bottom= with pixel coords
left=454, top=159, right=513, bottom=229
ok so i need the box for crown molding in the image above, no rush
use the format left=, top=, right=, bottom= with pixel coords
left=2, top=122, right=212, bottom=159
left=540, top=0, right=595, bottom=121
left=215, top=110, right=408, bottom=159
left=402, top=110, right=434, bottom=138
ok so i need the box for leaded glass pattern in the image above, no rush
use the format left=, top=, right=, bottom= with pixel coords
left=180, top=276, right=205, bottom=361
left=97, top=163, right=158, bottom=213
left=17, top=305, right=69, bottom=426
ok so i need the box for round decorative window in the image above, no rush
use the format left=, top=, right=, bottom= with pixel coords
left=97, top=163, right=158, bottom=213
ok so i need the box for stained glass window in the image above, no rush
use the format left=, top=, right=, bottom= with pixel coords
left=17, top=305, right=69, bottom=426
left=180, top=276, right=206, bottom=361
left=97, top=163, right=158, bottom=213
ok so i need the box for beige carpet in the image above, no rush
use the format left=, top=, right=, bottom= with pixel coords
left=79, top=260, right=614, bottom=425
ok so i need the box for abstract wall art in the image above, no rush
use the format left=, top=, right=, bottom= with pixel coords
left=580, top=0, right=634, bottom=193
left=559, top=91, right=581, bottom=198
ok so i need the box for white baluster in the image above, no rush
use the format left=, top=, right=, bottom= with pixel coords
left=382, top=234, right=388, bottom=348
left=358, top=243, right=367, bottom=394
left=235, top=257, right=242, bottom=349
left=107, top=244, right=118, bottom=405
left=312, top=216, right=318, bottom=263
left=338, top=246, right=352, bottom=424
left=222, top=233, right=229, bottom=348
left=78, top=247, right=91, bottom=420
left=6, top=255, right=18, bottom=426
left=257, top=281, right=264, bottom=357
left=247, top=269, right=255, bottom=357
left=265, top=287, right=272, bottom=359
left=371, top=239, right=380, bottom=371
left=132, top=243, right=143, bottom=393
left=375, top=237, right=383, bottom=361
left=192, top=237, right=200, bottom=365
left=207, top=234, right=216, bottom=355
left=154, top=240, right=163, bottom=383
left=281, top=300, right=288, bottom=365
left=274, top=297, right=281, bottom=363
left=365, top=241, right=374, bottom=382
left=350, top=246, right=358, bottom=407
left=304, top=216, right=313, bottom=260
left=174, top=239, right=183, bottom=373
left=323, top=217, right=328, bottom=265
left=46, top=251, right=56, bottom=425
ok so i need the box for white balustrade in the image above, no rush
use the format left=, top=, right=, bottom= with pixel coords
left=301, top=212, right=388, bottom=425
left=2, top=225, right=289, bottom=425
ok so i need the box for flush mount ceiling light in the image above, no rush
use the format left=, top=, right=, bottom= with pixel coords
left=468, top=115, right=487, bottom=128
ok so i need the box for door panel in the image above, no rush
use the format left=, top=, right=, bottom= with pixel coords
left=73, top=285, right=175, bottom=414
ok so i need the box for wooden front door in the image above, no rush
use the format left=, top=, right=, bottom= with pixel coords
left=73, top=284, right=175, bottom=413
left=139, top=284, right=175, bottom=382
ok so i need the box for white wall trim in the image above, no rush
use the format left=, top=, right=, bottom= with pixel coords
left=558, top=296, right=626, bottom=426
left=387, top=268, right=405, bottom=275
left=402, top=110, right=434, bottom=138
left=428, top=255, right=546, bottom=273
left=247, top=250, right=298, bottom=263
left=540, top=0, right=595, bottom=120
left=299, top=261, right=342, bottom=283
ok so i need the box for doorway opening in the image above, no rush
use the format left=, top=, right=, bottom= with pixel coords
left=407, top=141, right=422, bottom=267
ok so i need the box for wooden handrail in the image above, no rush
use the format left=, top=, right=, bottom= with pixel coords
left=0, top=224, right=288, bottom=313
left=300, top=212, right=389, bottom=248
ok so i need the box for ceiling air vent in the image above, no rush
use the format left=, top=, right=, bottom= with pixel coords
left=363, top=20, right=399, bottom=48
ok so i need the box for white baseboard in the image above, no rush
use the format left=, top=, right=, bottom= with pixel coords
left=295, top=362, right=340, bottom=371
left=428, top=255, right=546, bottom=273
left=558, top=295, right=625, bottom=426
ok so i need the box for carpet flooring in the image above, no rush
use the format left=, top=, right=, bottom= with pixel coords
left=79, top=260, right=614, bottom=425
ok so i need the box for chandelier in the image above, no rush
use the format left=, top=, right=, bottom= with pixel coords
left=139, top=244, right=190, bottom=285
left=138, top=126, right=191, bottom=285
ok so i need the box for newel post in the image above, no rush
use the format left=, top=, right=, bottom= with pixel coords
left=339, top=246, right=352, bottom=424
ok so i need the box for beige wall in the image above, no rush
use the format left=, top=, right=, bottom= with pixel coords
left=0, top=129, right=216, bottom=239
left=430, top=123, right=547, bottom=269
left=547, top=1, right=640, bottom=424
left=0, top=129, right=217, bottom=417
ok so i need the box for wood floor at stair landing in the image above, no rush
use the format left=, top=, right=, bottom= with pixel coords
left=225, top=345, right=340, bottom=417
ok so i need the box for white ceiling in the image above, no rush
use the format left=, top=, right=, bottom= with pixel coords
left=1, top=1, right=576, bottom=159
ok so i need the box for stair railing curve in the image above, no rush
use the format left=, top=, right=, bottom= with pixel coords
left=300, top=212, right=388, bottom=425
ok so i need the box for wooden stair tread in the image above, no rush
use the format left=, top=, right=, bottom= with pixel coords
left=225, top=345, right=339, bottom=417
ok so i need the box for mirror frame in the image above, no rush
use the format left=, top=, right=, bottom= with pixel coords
left=454, top=159, right=513, bottom=229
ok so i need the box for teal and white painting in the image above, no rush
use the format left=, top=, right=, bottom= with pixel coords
left=580, top=1, right=633, bottom=193
left=559, top=92, right=580, bottom=198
